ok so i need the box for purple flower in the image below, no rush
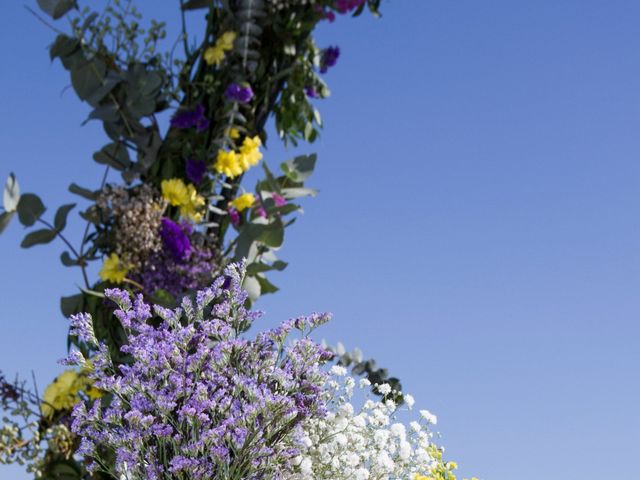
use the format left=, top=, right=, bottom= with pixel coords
left=320, top=46, right=340, bottom=73
left=69, top=263, right=329, bottom=480
left=134, top=244, right=216, bottom=298
left=225, top=83, right=254, bottom=103
left=160, top=218, right=191, bottom=261
left=185, top=158, right=207, bottom=184
left=304, top=86, right=320, bottom=98
left=170, top=104, right=210, bottom=133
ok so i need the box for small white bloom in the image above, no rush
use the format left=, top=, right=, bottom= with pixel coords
left=404, top=394, right=415, bottom=408
left=359, top=378, right=371, bottom=388
left=377, top=383, right=392, bottom=395
left=419, top=409, right=438, bottom=425
left=390, top=423, right=406, bottom=438
left=331, top=365, right=347, bottom=376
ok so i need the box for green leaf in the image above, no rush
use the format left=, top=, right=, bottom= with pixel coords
left=21, top=229, right=56, bottom=248
left=16, top=193, right=46, bottom=226
left=49, top=34, right=79, bottom=60
left=71, top=59, right=107, bottom=102
left=0, top=211, right=15, bottom=234
left=181, top=0, right=210, bottom=10
left=280, top=154, right=317, bottom=182
left=68, top=183, right=97, bottom=200
left=150, top=289, right=176, bottom=307
left=280, top=187, right=317, bottom=199
left=3, top=173, right=20, bottom=211
left=37, top=0, right=75, bottom=20
left=246, top=260, right=288, bottom=276
left=54, top=203, right=75, bottom=231
left=49, top=461, right=82, bottom=480
left=60, top=251, right=78, bottom=267
left=93, top=142, right=131, bottom=170
left=256, top=275, right=279, bottom=295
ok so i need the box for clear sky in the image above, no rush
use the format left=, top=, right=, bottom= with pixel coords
left=2, top=1, right=640, bottom=479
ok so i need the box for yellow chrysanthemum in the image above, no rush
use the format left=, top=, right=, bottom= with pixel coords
left=230, top=193, right=255, bottom=212
left=238, top=135, right=263, bottom=171
left=225, top=127, right=240, bottom=139
left=204, top=45, right=225, bottom=66
left=203, top=31, right=236, bottom=66
left=99, top=253, right=129, bottom=284
left=179, top=184, right=206, bottom=222
left=218, top=31, right=237, bottom=50
left=214, top=149, right=243, bottom=178
left=161, top=178, right=190, bottom=207
left=41, top=370, right=82, bottom=418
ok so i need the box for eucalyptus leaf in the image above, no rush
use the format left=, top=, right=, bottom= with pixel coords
left=16, top=193, right=46, bottom=226
left=49, top=34, right=79, bottom=60
left=93, top=142, right=131, bottom=171
left=21, top=229, right=57, bottom=248
left=181, top=0, right=210, bottom=10
left=71, top=59, right=107, bottom=102
left=69, top=183, right=98, bottom=200
left=54, top=203, right=76, bottom=231
left=280, top=187, right=317, bottom=199
left=37, top=0, right=75, bottom=19
left=3, top=173, right=20, bottom=211
left=0, top=211, right=15, bottom=234
left=280, top=154, right=317, bottom=182
left=60, top=251, right=78, bottom=267
left=256, top=275, right=278, bottom=295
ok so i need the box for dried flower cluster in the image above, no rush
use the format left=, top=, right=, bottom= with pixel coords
left=64, top=263, right=332, bottom=480
left=97, top=184, right=163, bottom=271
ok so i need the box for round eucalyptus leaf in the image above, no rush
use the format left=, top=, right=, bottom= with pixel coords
left=16, top=193, right=46, bottom=226
left=36, top=0, right=75, bottom=20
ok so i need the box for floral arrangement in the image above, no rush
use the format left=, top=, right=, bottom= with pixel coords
left=0, top=0, right=479, bottom=479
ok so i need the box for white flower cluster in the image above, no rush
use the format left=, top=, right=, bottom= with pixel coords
left=286, top=366, right=439, bottom=480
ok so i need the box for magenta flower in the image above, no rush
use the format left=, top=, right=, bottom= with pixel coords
left=272, top=193, right=287, bottom=207
left=228, top=208, right=240, bottom=227
left=334, top=0, right=365, bottom=14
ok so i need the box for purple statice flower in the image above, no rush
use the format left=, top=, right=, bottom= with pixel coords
left=170, top=104, right=210, bottom=133
left=160, top=218, right=191, bottom=261
left=320, top=46, right=340, bottom=73
left=134, top=243, right=214, bottom=298
left=185, top=158, right=207, bottom=184
left=225, top=82, right=254, bottom=103
left=304, top=86, right=320, bottom=98
left=272, top=193, right=287, bottom=207
left=66, top=263, right=330, bottom=480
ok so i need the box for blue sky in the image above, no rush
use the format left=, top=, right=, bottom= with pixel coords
left=2, top=1, right=640, bottom=479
